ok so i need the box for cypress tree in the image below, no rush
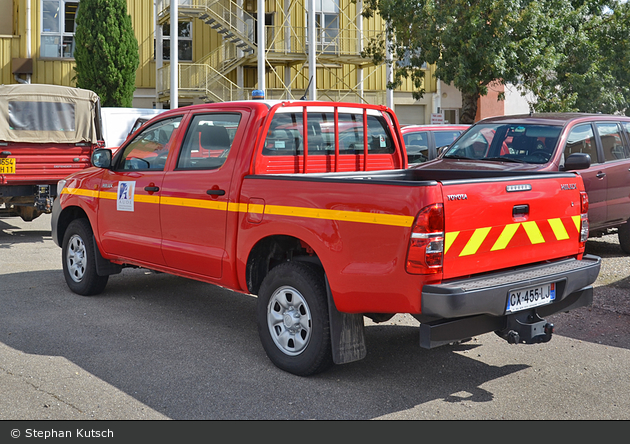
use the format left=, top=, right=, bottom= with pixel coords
left=73, top=0, right=139, bottom=107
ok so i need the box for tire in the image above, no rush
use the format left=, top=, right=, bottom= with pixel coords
left=257, top=261, right=333, bottom=376
left=61, top=218, right=109, bottom=296
left=619, top=221, right=630, bottom=254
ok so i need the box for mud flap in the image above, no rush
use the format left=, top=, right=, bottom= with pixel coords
left=92, top=237, right=122, bottom=276
left=325, top=277, right=367, bottom=365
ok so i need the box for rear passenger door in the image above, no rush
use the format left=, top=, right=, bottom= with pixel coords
left=159, top=112, right=245, bottom=279
left=594, top=121, right=630, bottom=226
left=562, top=123, right=607, bottom=229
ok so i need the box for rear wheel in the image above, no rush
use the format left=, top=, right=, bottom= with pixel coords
left=257, top=261, right=333, bottom=376
left=62, top=219, right=108, bottom=296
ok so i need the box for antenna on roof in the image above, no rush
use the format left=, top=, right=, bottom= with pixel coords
left=300, top=76, right=314, bottom=100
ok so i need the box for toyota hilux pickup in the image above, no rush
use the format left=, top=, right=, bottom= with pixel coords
left=0, top=84, right=102, bottom=221
left=51, top=101, right=601, bottom=376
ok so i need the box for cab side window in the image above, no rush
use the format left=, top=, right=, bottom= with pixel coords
left=564, top=124, right=597, bottom=164
left=176, top=113, right=241, bottom=169
left=597, top=122, right=630, bottom=162
left=117, top=117, right=182, bottom=171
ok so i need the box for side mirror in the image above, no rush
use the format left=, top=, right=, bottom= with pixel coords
left=92, top=148, right=112, bottom=169
left=561, top=153, right=591, bottom=171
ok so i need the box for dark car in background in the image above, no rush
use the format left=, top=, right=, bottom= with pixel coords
left=413, top=113, right=630, bottom=252
left=401, top=124, right=470, bottom=164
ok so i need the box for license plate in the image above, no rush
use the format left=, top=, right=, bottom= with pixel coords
left=0, top=158, right=15, bottom=174
left=506, top=283, right=556, bottom=313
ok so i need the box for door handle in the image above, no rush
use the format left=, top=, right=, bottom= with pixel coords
left=513, top=204, right=529, bottom=218
left=596, top=172, right=606, bottom=179
left=206, top=189, right=226, bottom=196
left=144, top=186, right=160, bottom=192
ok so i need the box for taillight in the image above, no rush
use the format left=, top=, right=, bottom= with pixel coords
left=406, top=203, right=444, bottom=275
left=579, top=191, right=589, bottom=244
left=580, top=191, right=589, bottom=214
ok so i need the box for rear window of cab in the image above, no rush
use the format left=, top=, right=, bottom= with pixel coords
left=263, top=110, right=395, bottom=156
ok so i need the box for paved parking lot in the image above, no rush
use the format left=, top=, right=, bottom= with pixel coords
left=1, top=214, right=629, bottom=420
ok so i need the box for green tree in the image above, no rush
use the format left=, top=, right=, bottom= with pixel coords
left=361, top=0, right=630, bottom=121
left=528, top=1, right=630, bottom=115
left=73, top=0, right=139, bottom=107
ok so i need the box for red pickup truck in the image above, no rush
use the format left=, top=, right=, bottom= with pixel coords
left=51, top=101, right=601, bottom=376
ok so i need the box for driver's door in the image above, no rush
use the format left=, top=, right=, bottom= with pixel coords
left=97, top=116, right=183, bottom=266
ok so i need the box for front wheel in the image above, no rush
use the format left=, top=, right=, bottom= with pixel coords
left=61, top=218, right=109, bottom=296
left=257, top=261, right=333, bottom=376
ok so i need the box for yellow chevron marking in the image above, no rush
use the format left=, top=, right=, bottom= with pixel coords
left=522, top=221, right=545, bottom=244
left=460, top=227, right=492, bottom=256
left=491, top=223, right=520, bottom=251
left=444, top=231, right=459, bottom=254
left=548, top=218, right=569, bottom=240
left=572, top=215, right=581, bottom=232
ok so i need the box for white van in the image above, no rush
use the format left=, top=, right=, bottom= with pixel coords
left=100, top=107, right=167, bottom=149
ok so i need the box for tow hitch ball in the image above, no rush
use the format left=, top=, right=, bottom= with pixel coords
left=496, top=311, right=554, bottom=345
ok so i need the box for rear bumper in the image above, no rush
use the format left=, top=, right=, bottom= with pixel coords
left=421, top=254, right=601, bottom=318
left=0, top=184, right=56, bottom=217
left=417, top=254, right=600, bottom=348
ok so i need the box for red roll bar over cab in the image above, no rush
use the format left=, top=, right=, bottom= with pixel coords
left=52, top=100, right=600, bottom=376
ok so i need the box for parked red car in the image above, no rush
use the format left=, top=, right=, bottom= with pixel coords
left=401, top=124, right=470, bottom=164
left=414, top=113, right=630, bottom=253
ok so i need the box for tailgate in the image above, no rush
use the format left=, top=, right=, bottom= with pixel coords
left=441, top=173, right=584, bottom=280
left=0, top=144, right=92, bottom=185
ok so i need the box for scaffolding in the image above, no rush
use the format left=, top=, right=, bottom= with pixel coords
left=155, top=0, right=391, bottom=105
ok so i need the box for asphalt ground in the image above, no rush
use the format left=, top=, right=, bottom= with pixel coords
left=0, top=214, right=629, bottom=424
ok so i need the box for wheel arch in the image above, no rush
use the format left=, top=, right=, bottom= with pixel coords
left=54, top=205, right=90, bottom=247
left=245, top=234, right=323, bottom=295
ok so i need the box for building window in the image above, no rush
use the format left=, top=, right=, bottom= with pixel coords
left=41, top=0, right=79, bottom=58
left=161, top=22, right=193, bottom=62
left=307, top=0, right=339, bottom=52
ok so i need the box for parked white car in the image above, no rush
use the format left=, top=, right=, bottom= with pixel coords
left=100, top=107, right=167, bottom=149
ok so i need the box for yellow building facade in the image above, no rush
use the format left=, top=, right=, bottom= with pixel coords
left=1, top=0, right=455, bottom=124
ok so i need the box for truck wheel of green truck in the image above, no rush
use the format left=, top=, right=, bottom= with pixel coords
left=62, top=219, right=109, bottom=296
left=257, top=261, right=333, bottom=376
